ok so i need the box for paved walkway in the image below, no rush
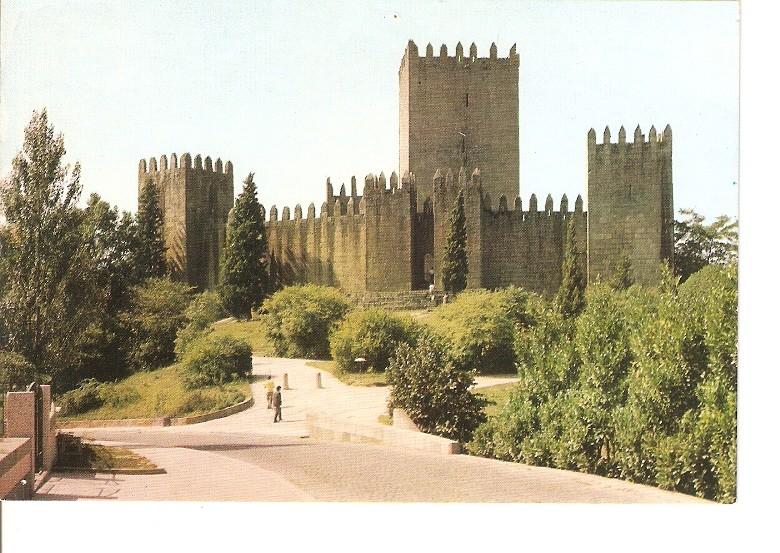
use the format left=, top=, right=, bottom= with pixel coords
left=37, top=357, right=705, bottom=503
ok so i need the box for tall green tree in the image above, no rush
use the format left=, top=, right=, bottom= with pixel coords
left=0, top=109, right=98, bottom=385
left=218, top=173, right=269, bottom=319
left=556, top=218, right=586, bottom=318
left=674, top=208, right=738, bottom=282
left=442, top=188, right=468, bottom=294
left=134, top=178, right=167, bottom=280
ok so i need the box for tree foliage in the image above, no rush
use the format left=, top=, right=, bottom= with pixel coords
left=387, top=333, right=486, bottom=443
left=609, top=255, right=634, bottom=290
left=264, top=284, right=352, bottom=359
left=218, top=173, right=269, bottom=319
left=674, top=208, right=738, bottom=282
left=470, top=267, right=737, bottom=503
left=441, top=188, right=468, bottom=294
left=134, top=178, right=167, bottom=281
left=555, top=218, right=586, bottom=318
left=122, top=278, right=192, bottom=371
left=0, top=109, right=99, bottom=385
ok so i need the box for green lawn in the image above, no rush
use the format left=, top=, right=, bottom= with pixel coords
left=306, top=360, right=388, bottom=387
left=58, top=364, right=251, bottom=421
left=475, top=383, right=517, bottom=418
left=207, top=317, right=274, bottom=355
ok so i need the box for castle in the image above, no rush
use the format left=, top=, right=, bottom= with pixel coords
left=138, top=40, right=674, bottom=296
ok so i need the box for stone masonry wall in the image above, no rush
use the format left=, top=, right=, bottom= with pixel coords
left=399, top=41, right=520, bottom=205
left=138, top=153, right=233, bottom=290
left=587, top=125, right=674, bottom=285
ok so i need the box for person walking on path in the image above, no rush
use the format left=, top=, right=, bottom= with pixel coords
left=265, top=376, right=275, bottom=409
left=272, top=386, right=283, bottom=423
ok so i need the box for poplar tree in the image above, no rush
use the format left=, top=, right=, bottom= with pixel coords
left=442, top=188, right=468, bottom=294
left=556, top=218, right=586, bottom=318
left=218, top=173, right=269, bottom=319
left=0, top=109, right=98, bottom=381
left=134, top=178, right=167, bottom=280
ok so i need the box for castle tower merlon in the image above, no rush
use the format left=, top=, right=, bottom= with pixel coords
left=426, top=43, right=433, bottom=57
left=181, top=153, right=192, bottom=169
left=307, top=203, right=316, bottom=219
left=225, top=161, right=233, bottom=175
left=456, top=41, right=464, bottom=61
left=390, top=171, right=399, bottom=191
left=160, top=154, right=168, bottom=171
left=282, top=206, right=290, bottom=221
left=575, top=194, right=584, bottom=213
left=529, top=193, right=538, bottom=212
left=440, top=44, right=448, bottom=58
left=215, top=158, right=223, bottom=173
left=170, top=153, right=178, bottom=169
left=634, top=125, right=643, bottom=143
left=351, top=176, right=358, bottom=198
left=498, top=195, right=508, bottom=213
left=194, top=154, right=203, bottom=171
left=618, top=126, right=626, bottom=144
left=490, top=42, right=497, bottom=59
left=149, top=156, right=158, bottom=172
left=514, top=196, right=522, bottom=211
left=379, top=171, right=387, bottom=190
left=482, top=192, right=493, bottom=212
left=269, top=206, right=278, bottom=222
left=560, top=194, right=569, bottom=213
left=204, top=156, right=213, bottom=172
left=469, top=42, right=477, bottom=60
left=544, top=194, right=554, bottom=214
left=138, top=159, right=147, bottom=175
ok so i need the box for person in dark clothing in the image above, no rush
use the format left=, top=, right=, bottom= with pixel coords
left=273, top=386, right=283, bottom=423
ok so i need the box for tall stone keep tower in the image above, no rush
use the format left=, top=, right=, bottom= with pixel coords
left=586, top=125, right=674, bottom=285
left=137, top=153, right=234, bottom=290
left=399, top=40, right=520, bottom=204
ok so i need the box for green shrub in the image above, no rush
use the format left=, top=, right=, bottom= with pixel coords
left=387, top=333, right=486, bottom=443
left=430, top=288, right=536, bottom=374
left=264, top=284, right=352, bottom=359
left=329, top=309, right=420, bottom=372
left=58, top=379, right=105, bottom=416
left=471, top=269, right=737, bottom=503
left=123, top=278, right=193, bottom=371
left=181, top=335, right=252, bottom=389
left=101, top=387, right=141, bottom=408
left=0, top=351, right=37, bottom=393
left=175, top=290, right=227, bottom=358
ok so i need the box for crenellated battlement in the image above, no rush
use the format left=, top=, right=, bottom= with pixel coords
left=588, top=124, right=672, bottom=159
left=138, top=153, right=233, bottom=176
left=400, top=40, right=518, bottom=69
left=480, top=192, right=585, bottom=219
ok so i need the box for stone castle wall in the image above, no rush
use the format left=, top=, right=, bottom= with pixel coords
left=399, top=41, right=520, bottom=205
left=266, top=172, right=416, bottom=293
left=138, top=153, right=233, bottom=289
left=587, top=125, right=674, bottom=285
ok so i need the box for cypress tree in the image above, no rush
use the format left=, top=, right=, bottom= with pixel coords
left=442, top=188, right=468, bottom=294
left=134, top=178, right=167, bottom=280
left=218, top=173, right=269, bottom=319
left=556, top=217, right=586, bottom=318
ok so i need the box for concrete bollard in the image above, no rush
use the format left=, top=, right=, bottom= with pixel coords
left=283, top=373, right=289, bottom=390
left=316, top=372, right=323, bottom=389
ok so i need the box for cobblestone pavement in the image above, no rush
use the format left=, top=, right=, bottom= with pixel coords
left=37, top=357, right=706, bottom=503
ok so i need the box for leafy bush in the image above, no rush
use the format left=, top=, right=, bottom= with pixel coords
left=470, top=266, right=737, bottom=502
left=264, top=284, right=352, bottom=359
left=329, top=309, right=420, bottom=372
left=58, top=379, right=105, bottom=416
left=181, top=335, right=252, bottom=389
left=387, top=333, right=486, bottom=443
left=175, top=290, right=227, bottom=358
left=430, top=288, right=537, bottom=374
left=0, top=351, right=37, bottom=392
left=122, top=278, right=193, bottom=371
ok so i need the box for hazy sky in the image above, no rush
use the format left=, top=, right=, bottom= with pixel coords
left=1, top=0, right=738, bottom=219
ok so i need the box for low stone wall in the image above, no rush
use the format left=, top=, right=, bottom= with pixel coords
left=57, top=397, right=255, bottom=429
left=0, top=438, right=34, bottom=500
left=306, top=411, right=460, bottom=455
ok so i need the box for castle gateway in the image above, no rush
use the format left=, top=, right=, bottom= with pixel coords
left=140, top=40, right=673, bottom=294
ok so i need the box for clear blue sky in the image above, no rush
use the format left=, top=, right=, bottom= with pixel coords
left=1, top=0, right=738, bottom=220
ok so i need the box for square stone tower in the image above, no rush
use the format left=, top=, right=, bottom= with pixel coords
left=137, top=153, right=234, bottom=290
left=399, top=40, right=520, bottom=204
